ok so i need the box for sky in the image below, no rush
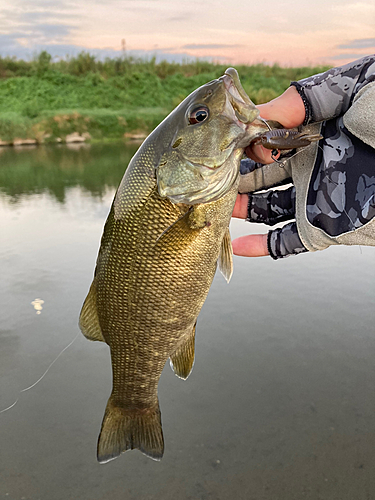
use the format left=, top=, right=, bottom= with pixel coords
left=0, top=0, right=374, bottom=67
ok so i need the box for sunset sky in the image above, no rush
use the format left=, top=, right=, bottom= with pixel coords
left=1, top=0, right=374, bottom=67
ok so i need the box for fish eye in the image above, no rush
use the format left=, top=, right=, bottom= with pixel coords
left=188, top=106, right=209, bottom=125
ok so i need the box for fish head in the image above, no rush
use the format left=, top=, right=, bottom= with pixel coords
left=156, top=68, right=265, bottom=205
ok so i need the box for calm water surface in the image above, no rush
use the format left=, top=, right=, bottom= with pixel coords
left=1, top=143, right=375, bottom=500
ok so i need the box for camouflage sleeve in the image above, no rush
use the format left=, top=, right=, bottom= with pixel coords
left=267, top=223, right=308, bottom=259
left=291, top=55, right=375, bottom=125
left=247, top=185, right=296, bottom=226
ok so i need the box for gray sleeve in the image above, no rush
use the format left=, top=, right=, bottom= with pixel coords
left=291, top=55, right=375, bottom=125
left=239, top=158, right=292, bottom=194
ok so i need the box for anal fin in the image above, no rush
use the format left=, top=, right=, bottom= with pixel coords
left=79, top=281, right=105, bottom=342
left=170, top=324, right=196, bottom=380
left=218, top=227, right=233, bottom=283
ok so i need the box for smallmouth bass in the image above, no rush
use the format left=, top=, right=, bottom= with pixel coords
left=79, top=68, right=269, bottom=463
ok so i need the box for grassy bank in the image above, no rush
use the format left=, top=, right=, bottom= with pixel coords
left=0, top=52, right=330, bottom=143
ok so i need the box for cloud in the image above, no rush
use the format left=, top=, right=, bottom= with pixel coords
left=29, top=23, right=74, bottom=37
left=167, top=14, right=193, bottom=22
left=182, top=44, right=243, bottom=50
left=0, top=39, right=220, bottom=64
left=0, top=1, right=79, bottom=39
left=6, top=23, right=75, bottom=40
left=0, top=34, right=23, bottom=52
left=16, top=10, right=78, bottom=23
left=0, top=1, right=78, bottom=22
left=331, top=53, right=372, bottom=61
left=337, top=38, right=375, bottom=50
left=24, top=0, right=75, bottom=8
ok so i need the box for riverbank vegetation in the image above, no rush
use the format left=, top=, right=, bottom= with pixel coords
left=0, top=51, right=330, bottom=143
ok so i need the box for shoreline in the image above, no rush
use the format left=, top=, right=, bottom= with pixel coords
left=0, top=131, right=147, bottom=147
left=0, top=108, right=166, bottom=146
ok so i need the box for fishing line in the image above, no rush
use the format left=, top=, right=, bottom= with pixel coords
left=0, top=398, right=19, bottom=414
left=273, top=145, right=311, bottom=168
left=0, top=331, right=80, bottom=415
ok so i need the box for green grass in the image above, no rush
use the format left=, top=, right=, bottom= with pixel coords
left=0, top=52, right=330, bottom=142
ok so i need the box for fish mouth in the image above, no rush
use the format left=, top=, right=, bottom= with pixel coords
left=220, top=68, right=260, bottom=125
left=223, top=68, right=253, bottom=106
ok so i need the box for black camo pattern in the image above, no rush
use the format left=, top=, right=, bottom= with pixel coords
left=240, top=161, right=309, bottom=258
left=240, top=55, right=375, bottom=259
left=240, top=158, right=265, bottom=175
left=247, top=186, right=296, bottom=226
left=267, top=222, right=308, bottom=260
left=306, top=118, right=375, bottom=236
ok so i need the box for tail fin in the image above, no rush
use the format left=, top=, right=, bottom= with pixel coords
left=97, top=397, right=164, bottom=463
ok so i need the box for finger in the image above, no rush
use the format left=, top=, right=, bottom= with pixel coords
left=232, top=194, right=249, bottom=219
left=232, top=234, right=269, bottom=257
left=245, top=143, right=279, bottom=164
left=256, top=87, right=306, bottom=128
left=248, top=186, right=296, bottom=226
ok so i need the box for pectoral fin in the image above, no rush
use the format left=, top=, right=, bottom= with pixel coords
left=170, top=323, right=196, bottom=380
left=155, top=205, right=209, bottom=245
left=79, top=281, right=106, bottom=342
left=218, top=228, right=233, bottom=283
left=155, top=207, right=193, bottom=244
left=186, top=205, right=211, bottom=230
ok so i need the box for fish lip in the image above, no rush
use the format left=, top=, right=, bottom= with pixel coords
left=221, top=69, right=260, bottom=127
left=222, top=68, right=253, bottom=107
left=221, top=74, right=246, bottom=106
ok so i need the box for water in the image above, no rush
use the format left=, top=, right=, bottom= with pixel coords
left=1, top=143, right=375, bottom=500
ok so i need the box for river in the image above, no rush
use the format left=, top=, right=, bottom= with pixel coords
left=1, top=142, right=374, bottom=499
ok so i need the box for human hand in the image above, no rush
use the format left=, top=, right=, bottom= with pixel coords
left=232, top=184, right=305, bottom=259
left=233, top=110, right=375, bottom=259
left=231, top=86, right=307, bottom=258
left=246, top=86, right=306, bottom=164
left=233, top=56, right=375, bottom=260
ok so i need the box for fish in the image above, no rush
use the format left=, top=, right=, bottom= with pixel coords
left=79, top=67, right=269, bottom=464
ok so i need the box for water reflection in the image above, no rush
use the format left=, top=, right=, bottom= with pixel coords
left=31, top=298, right=44, bottom=315
left=1, top=143, right=375, bottom=499
left=0, top=142, right=139, bottom=202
